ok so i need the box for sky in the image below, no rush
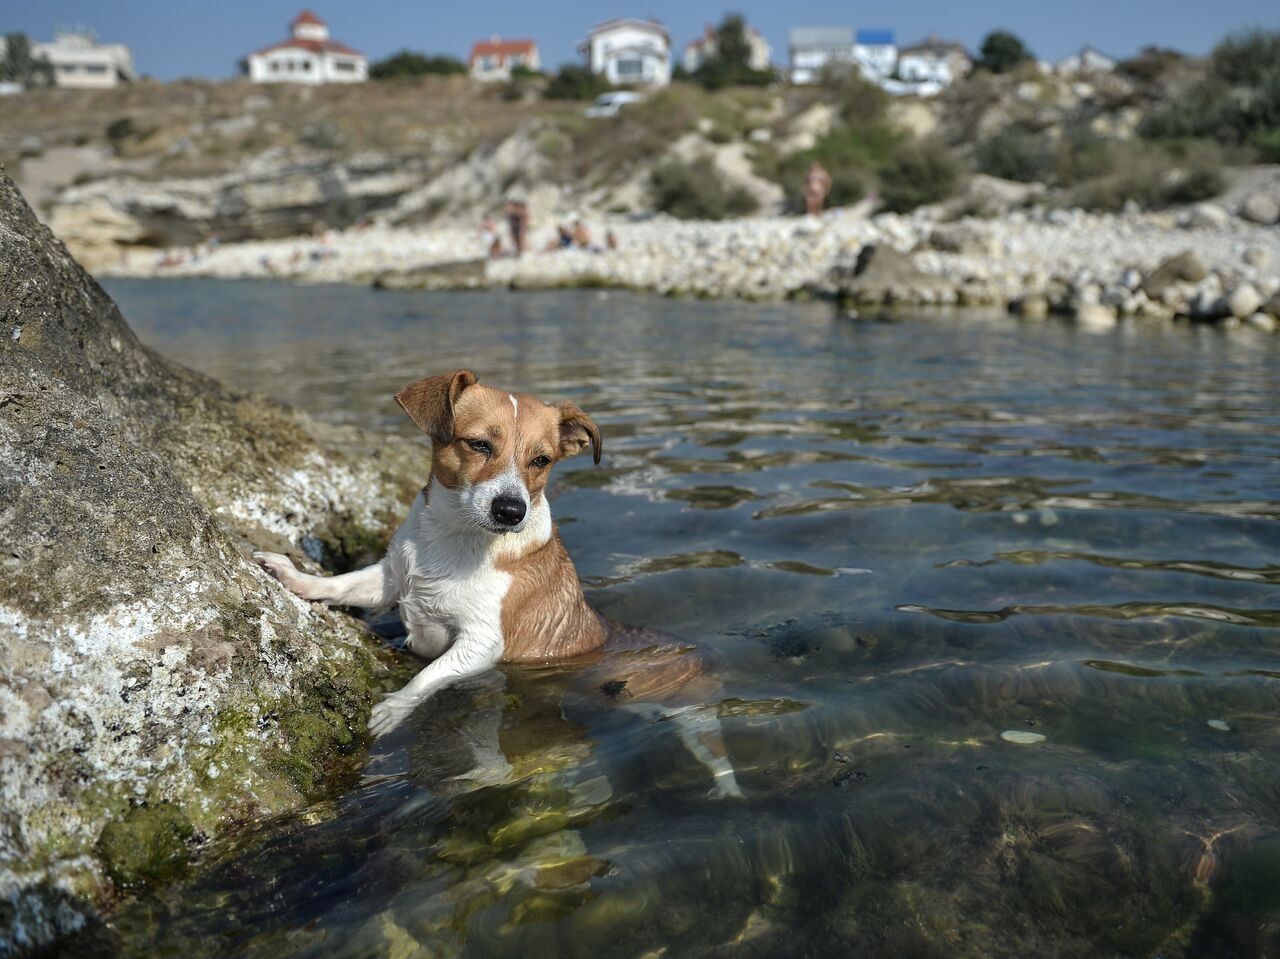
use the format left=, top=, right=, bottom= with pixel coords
left=2, top=0, right=1278, bottom=80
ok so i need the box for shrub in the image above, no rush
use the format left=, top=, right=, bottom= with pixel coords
left=1117, top=46, right=1186, bottom=85
left=369, top=50, right=465, bottom=79
left=1210, top=27, right=1280, bottom=89
left=544, top=64, right=611, bottom=100
left=1066, top=141, right=1225, bottom=210
left=650, top=157, right=758, bottom=219
left=976, top=30, right=1034, bottom=74
left=106, top=117, right=137, bottom=142
left=974, top=127, right=1054, bottom=182
left=878, top=138, right=965, bottom=212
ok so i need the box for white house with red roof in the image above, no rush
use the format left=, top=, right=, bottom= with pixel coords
left=246, top=10, right=367, bottom=85
left=577, top=18, right=670, bottom=87
left=469, top=36, right=540, bottom=82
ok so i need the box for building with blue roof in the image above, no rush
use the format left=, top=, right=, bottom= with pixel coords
left=853, top=28, right=897, bottom=82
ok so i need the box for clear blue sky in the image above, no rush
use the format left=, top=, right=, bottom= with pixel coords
left=2, top=0, right=1277, bottom=79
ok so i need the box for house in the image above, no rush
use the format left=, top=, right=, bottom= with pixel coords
left=683, top=22, right=771, bottom=73
left=577, top=18, right=671, bottom=87
left=897, top=35, right=971, bottom=86
left=1056, top=45, right=1117, bottom=76
left=246, top=10, right=367, bottom=85
left=469, top=37, right=540, bottom=82
left=788, top=26, right=855, bottom=84
left=30, top=29, right=136, bottom=89
left=852, top=29, right=897, bottom=83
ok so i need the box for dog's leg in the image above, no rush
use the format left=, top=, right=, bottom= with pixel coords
left=404, top=621, right=451, bottom=660
left=370, top=628, right=504, bottom=735
left=665, top=706, right=744, bottom=799
left=253, top=552, right=393, bottom=608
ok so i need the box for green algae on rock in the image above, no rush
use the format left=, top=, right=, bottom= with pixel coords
left=0, top=165, right=426, bottom=953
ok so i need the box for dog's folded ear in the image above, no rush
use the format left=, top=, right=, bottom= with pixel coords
left=395, top=369, right=478, bottom=443
left=556, top=401, right=602, bottom=464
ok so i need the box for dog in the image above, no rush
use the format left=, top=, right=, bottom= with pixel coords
left=254, top=369, right=742, bottom=796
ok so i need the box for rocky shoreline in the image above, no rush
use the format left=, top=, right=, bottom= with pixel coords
left=0, top=168, right=427, bottom=952
left=99, top=185, right=1280, bottom=333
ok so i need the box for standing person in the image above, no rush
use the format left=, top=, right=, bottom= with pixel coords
left=802, top=161, right=833, bottom=217
left=506, top=200, right=529, bottom=256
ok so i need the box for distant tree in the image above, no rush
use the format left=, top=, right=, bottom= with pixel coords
left=692, top=13, right=775, bottom=90
left=1210, top=27, right=1280, bottom=88
left=976, top=30, right=1033, bottom=74
left=544, top=63, right=610, bottom=100
left=0, top=33, right=55, bottom=88
left=369, top=50, right=466, bottom=80
left=1116, top=45, right=1186, bottom=84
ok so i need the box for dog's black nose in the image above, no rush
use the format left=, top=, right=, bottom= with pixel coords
left=490, top=495, right=527, bottom=527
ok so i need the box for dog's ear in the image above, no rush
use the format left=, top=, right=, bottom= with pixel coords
left=395, top=369, right=478, bottom=443
left=556, top=401, right=601, bottom=464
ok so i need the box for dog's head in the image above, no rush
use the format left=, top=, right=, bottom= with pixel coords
left=395, top=369, right=600, bottom=534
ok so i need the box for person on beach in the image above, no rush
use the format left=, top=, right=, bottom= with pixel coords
left=606, top=230, right=618, bottom=252
left=480, top=217, right=503, bottom=259
left=572, top=220, right=592, bottom=250
left=802, top=161, right=832, bottom=217
left=505, top=200, right=529, bottom=256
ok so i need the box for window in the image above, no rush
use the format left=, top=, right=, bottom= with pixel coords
left=616, top=58, right=643, bottom=77
left=60, top=63, right=78, bottom=72
left=334, top=59, right=355, bottom=72
left=272, top=61, right=281, bottom=72
left=480, top=56, right=495, bottom=70
left=302, top=59, right=311, bottom=70
left=85, top=64, right=107, bottom=74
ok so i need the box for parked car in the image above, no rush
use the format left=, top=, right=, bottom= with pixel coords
left=584, top=91, right=643, bottom=119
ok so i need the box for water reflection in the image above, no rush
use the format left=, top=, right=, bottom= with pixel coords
left=92, top=282, right=1280, bottom=957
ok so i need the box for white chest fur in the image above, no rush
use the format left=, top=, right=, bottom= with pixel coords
left=386, top=482, right=551, bottom=648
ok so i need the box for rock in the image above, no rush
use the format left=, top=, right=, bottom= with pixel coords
left=1141, top=251, right=1207, bottom=297
left=1243, top=246, right=1270, bottom=268
left=1181, top=203, right=1229, bottom=230
left=830, top=244, right=942, bottom=306
left=1001, top=730, right=1047, bottom=745
left=1207, top=719, right=1231, bottom=732
left=1246, top=313, right=1277, bottom=333
left=375, top=258, right=489, bottom=290
left=1227, top=283, right=1262, bottom=319
left=1240, top=191, right=1280, bottom=225
left=1266, top=292, right=1280, bottom=319
left=1010, top=294, right=1049, bottom=319
left=0, top=168, right=424, bottom=951
left=1190, top=289, right=1229, bottom=320
left=1074, top=303, right=1117, bottom=330
left=928, top=223, right=1002, bottom=258
left=1120, top=268, right=1142, bottom=290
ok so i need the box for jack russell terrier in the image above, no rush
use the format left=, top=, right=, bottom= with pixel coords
left=254, top=369, right=742, bottom=796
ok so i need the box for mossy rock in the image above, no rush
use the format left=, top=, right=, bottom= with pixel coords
left=95, top=803, right=195, bottom=888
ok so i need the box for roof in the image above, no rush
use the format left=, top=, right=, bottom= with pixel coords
left=291, top=9, right=325, bottom=28
left=585, top=18, right=669, bottom=40
left=900, top=36, right=969, bottom=57
left=252, top=37, right=362, bottom=57
left=470, top=38, right=536, bottom=65
left=1058, top=44, right=1117, bottom=63
left=856, top=29, right=895, bottom=46
left=790, top=26, right=853, bottom=47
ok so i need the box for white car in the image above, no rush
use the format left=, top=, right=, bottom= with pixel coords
left=584, top=91, right=644, bottom=119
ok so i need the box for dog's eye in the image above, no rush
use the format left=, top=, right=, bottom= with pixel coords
left=530, top=455, right=552, bottom=469
left=465, top=439, right=493, bottom=456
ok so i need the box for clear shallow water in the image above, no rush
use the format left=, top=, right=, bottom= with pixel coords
left=96, top=280, right=1280, bottom=957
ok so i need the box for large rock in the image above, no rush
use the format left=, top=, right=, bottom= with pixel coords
left=1240, top=190, right=1280, bottom=225
left=830, top=244, right=943, bottom=306
left=0, top=167, right=424, bottom=951
left=1141, top=251, right=1207, bottom=297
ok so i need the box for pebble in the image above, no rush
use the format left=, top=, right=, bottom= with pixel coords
left=1001, top=730, right=1047, bottom=745
left=1207, top=719, right=1231, bottom=732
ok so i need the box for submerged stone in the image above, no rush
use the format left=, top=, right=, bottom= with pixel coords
left=1001, top=730, right=1048, bottom=745
left=1207, top=719, right=1231, bottom=732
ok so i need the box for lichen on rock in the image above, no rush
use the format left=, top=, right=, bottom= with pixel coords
left=0, top=165, right=426, bottom=952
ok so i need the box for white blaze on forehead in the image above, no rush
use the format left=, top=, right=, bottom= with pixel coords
left=509, top=394, right=518, bottom=418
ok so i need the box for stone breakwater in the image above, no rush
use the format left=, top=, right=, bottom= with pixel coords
left=101, top=203, right=1280, bottom=331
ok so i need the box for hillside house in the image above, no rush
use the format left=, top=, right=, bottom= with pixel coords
left=578, top=18, right=671, bottom=87
left=683, top=22, right=771, bottom=73
left=1056, top=45, right=1117, bottom=75
left=469, top=37, right=540, bottom=82
left=789, top=27, right=855, bottom=84
left=852, top=29, right=897, bottom=83
left=897, top=35, right=971, bottom=86
left=30, top=29, right=136, bottom=89
left=246, top=10, right=367, bottom=85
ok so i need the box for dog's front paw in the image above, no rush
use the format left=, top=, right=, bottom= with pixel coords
left=708, top=772, right=745, bottom=800
left=252, top=551, right=311, bottom=598
left=369, top=692, right=419, bottom=737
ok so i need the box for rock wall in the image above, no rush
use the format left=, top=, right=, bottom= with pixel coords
left=0, top=166, right=426, bottom=952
